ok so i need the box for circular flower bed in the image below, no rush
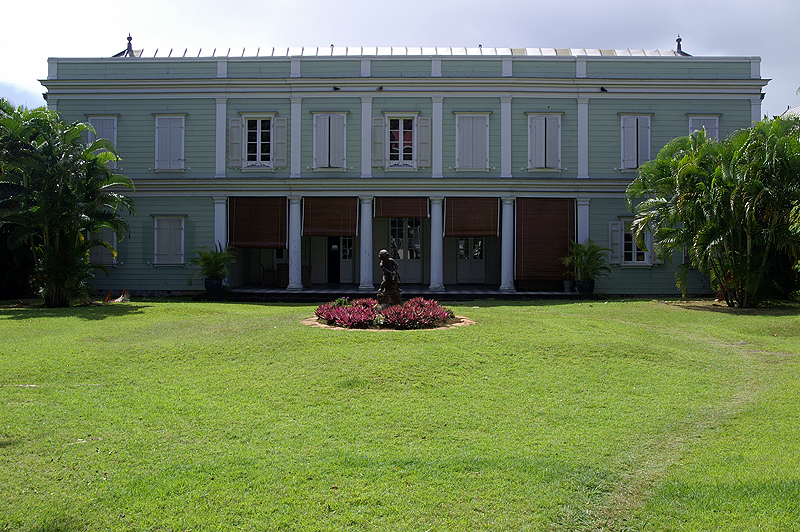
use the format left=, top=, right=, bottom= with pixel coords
left=314, top=297, right=455, bottom=330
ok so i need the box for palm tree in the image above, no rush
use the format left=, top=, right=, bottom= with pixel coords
left=626, top=118, right=800, bottom=307
left=0, top=99, right=135, bottom=307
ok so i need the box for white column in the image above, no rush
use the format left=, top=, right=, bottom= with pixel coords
left=213, top=196, right=227, bottom=248
left=359, top=196, right=375, bottom=290
left=577, top=198, right=591, bottom=245
left=361, top=97, right=373, bottom=178
left=500, top=197, right=516, bottom=291
left=577, top=97, right=589, bottom=179
left=215, top=98, right=227, bottom=178
left=500, top=96, right=512, bottom=178
left=290, top=97, right=302, bottom=178
left=287, top=197, right=303, bottom=290
left=431, top=97, right=444, bottom=178
left=429, top=197, right=445, bottom=291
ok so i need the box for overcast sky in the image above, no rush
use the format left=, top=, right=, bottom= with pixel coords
left=2, top=0, right=798, bottom=117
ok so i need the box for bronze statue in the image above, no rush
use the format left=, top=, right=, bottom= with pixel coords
left=376, top=249, right=401, bottom=308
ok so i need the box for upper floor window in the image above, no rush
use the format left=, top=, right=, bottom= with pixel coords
left=313, top=113, right=347, bottom=169
left=689, top=115, right=719, bottom=140
left=87, top=116, right=117, bottom=169
left=154, top=115, right=185, bottom=171
left=620, top=114, right=651, bottom=170
left=371, top=113, right=431, bottom=170
left=228, top=114, right=287, bottom=170
left=455, top=113, right=490, bottom=170
left=527, top=113, right=561, bottom=170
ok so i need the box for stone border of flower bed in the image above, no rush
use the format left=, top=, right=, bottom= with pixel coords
left=302, top=314, right=475, bottom=331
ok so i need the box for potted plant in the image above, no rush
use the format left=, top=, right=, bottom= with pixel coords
left=561, top=239, right=611, bottom=294
left=188, top=243, right=236, bottom=291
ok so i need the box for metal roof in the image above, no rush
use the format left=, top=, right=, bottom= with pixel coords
left=140, top=46, right=682, bottom=59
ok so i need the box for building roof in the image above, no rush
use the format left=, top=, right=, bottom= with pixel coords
left=136, top=46, right=685, bottom=59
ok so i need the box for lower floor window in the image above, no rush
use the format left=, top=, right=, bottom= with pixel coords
left=153, top=216, right=185, bottom=265
left=390, top=218, right=421, bottom=260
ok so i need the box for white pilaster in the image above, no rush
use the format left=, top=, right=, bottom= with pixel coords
left=213, top=196, right=227, bottom=248
left=287, top=197, right=303, bottom=290
left=431, top=97, right=444, bottom=178
left=577, top=97, right=589, bottom=179
left=751, top=96, right=762, bottom=124
left=361, top=97, right=373, bottom=178
left=361, top=59, right=371, bottom=77
left=359, top=196, right=375, bottom=290
left=500, top=96, right=512, bottom=178
left=216, top=59, right=228, bottom=78
left=499, top=197, right=516, bottom=291
left=429, top=197, right=445, bottom=291
left=290, top=97, right=302, bottom=178
left=577, top=198, right=591, bottom=245
left=215, top=97, right=227, bottom=178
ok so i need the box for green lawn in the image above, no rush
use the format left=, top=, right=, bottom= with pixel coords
left=1, top=299, right=798, bottom=531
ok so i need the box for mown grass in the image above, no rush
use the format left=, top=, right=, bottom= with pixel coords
left=1, top=298, right=798, bottom=531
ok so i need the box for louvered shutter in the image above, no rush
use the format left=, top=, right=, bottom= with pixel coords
left=88, top=118, right=117, bottom=169
left=371, top=116, right=385, bottom=167
left=329, top=114, right=346, bottom=168
left=608, top=221, right=623, bottom=265
left=156, top=117, right=184, bottom=170
left=273, top=117, right=287, bottom=168
left=155, top=218, right=184, bottom=264
left=637, top=117, right=650, bottom=165
left=621, top=117, right=638, bottom=169
left=529, top=116, right=546, bottom=168
left=228, top=117, right=242, bottom=168
left=314, top=115, right=330, bottom=168
left=474, top=116, right=488, bottom=168
left=417, top=116, right=431, bottom=167
left=545, top=115, right=560, bottom=169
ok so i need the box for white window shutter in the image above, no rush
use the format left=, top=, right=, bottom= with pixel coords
left=313, top=115, right=330, bottom=168
left=329, top=114, right=346, bottom=168
left=371, top=116, right=385, bottom=167
left=530, top=116, right=546, bottom=168
left=546, top=115, right=560, bottom=169
left=273, top=117, right=287, bottom=168
left=417, top=116, right=431, bottom=168
left=155, top=117, right=170, bottom=169
left=637, top=117, right=650, bottom=165
left=169, top=218, right=183, bottom=264
left=228, top=117, right=242, bottom=168
left=481, top=116, right=489, bottom=168
left=621, top=117, right=638, bottom=169
left=608, top=221, right=623, bottom=265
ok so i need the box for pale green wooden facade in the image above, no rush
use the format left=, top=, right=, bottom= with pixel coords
left=42, top=47, right=767, bottom=295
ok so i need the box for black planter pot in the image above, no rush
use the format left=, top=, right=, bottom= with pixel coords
left=576, top=279, right=595, bottom=294
left=204, top=278, right=224, bottom=292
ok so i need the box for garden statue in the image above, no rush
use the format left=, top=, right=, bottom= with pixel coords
left=376, top=249, right=402, bottom=309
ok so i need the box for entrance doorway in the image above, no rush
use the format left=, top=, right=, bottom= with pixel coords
left=457, top=237, right=485, bottom=283
left=389, top=217, right=423, bottom=283
left=326, top=236, right=354, bottom=284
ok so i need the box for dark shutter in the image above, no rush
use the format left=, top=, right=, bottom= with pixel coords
left=228, top=197, right=287, bottom=248
left=516, top=198, right=575, bottom=280
left=374, top=197, right=429, bottom=218
left=444, top=197, right=499, bottom=237
left=302, top=197, right=359, bottom=237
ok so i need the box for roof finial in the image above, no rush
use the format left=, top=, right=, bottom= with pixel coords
left=112, top=34, right=138, bottom=58
left=676, top=34, right=691, bottom=57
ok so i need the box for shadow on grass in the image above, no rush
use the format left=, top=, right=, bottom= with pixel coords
left=659, top=299, right=800, bottom=316
left=30, top=516, right=83, bottom=532
left=0, top=303, right=151, bottom=321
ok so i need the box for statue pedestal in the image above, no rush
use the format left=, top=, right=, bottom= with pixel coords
left=376, top=290, right=401, bottom=311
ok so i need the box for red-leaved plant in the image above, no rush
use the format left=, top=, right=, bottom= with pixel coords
left=314, top=297, right=453, bottom=329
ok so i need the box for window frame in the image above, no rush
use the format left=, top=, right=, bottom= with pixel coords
left=312, top=112, right=348, bottom=170
left=154, top=114, right=186, bottom=171
left=241, top=113, right=276, bottom=169
left=526, top=112, right=562, bottom=171
left=454, top=112, right=490, bottom=171
left=385, top=113, right=418, bottom=170
left=152, top=215, right=186, bottom=266
left=87, top=115, right=118, bottom=170
left=619, top=114, right=651, bottom=171
left=688, top=115, right=720, bottom=141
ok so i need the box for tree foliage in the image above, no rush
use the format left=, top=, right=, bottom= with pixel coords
left=0, top=99, right=135, bottom=307
left=626, top=117, right=800, bottom=307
